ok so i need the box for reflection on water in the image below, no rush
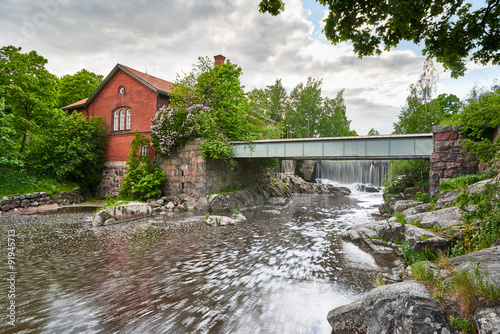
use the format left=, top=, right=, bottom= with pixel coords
left=0, top=190, right=394, bottom=334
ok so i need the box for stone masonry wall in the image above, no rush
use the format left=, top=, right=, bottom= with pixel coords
left=97, top=161, right=128, bottom=197
left=1, top=189, right=83, bottom=214
left=156, top=138, right=269, bottom=197
left=429, top=125, right=478, bottom=195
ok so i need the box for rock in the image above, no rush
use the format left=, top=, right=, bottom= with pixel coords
left=391, top=200, right=424, bottom=212
left=418, top=206, right=464, bottom=229
left=155, top=198, right=165, bottom=206
left=166, top=201, right=175, bottom=211
left=267, top=197, right=288, bottom=206
left=474, top=306, right=500, bottom=334
left=340, top=220, right=403, bottom=254
left=435, top=189, right=463, bottom=209
left=1, top=204, right=11, bottom=212
left=21, top=199, right=31, bottom=208
left=205, top=213, right=247, bottom=226
left=402, top=203, right=431, bottom=216
left=327, top=281, right=454, bottom=334
left=92, top=202, right=152, bottom=227
left=450, top=245, right=500, bottom=286
left=10, top=201, right=20, bottom=209
left=338, top=186, right=351, bottom=195
left=403, top=187, right=423, bottom=200
left=404, top=224, right=450, bottom=253
left=356, top=184, right=380, bottom=193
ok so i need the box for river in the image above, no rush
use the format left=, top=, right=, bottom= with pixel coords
left=1, top=185, right=396, bottom=334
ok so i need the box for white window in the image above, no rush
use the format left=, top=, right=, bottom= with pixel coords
left=141, top=145, right=148, bottom=156
left=114, top=111, right=119, bottom=131
left=126, top=109, right=131, bottom=130
left=120, top=110, right=125, bottom=130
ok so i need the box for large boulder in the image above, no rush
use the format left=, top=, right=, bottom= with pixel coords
left=450, top=245, right=500, bottom=286
left=474, top=306, right=500, bottom=334
left=404, top=224, right=451, bottom=253
left=340, top=220, right=403, bottom=254
left=92, top=202, right=152, bottom=227
left=405, top=207, right=465, bottom=229
left=391, top=200, right=424, bottom=212
left=327, top=281, right=454, bottom=334
left=435, top=189, right=463, bottom=209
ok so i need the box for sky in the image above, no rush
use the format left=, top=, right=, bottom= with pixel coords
left=1, top=0, right=499, bottom=135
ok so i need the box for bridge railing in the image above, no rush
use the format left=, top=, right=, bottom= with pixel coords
left=231, top=134, right=433, bottom=160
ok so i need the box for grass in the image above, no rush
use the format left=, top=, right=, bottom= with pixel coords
left=393, top=211, right=407, bottom=225
left=439, top=171, right=497, bottom=192
left=0, top=167, right=77, bottom=197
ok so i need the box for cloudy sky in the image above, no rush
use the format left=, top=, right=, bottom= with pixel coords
left=1, top=0, right=499, bottom=135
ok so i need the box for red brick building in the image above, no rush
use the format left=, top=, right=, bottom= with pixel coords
left=63, top=64, right=175, bottom=195
left=63, top=64, right=174, bottom=162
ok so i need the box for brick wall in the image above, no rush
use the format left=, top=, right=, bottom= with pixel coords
left=156, top=138, right=269, bottom=197
left=97, top=161, right=128, bottom=197
left=429, top=125, right=478, bottom=195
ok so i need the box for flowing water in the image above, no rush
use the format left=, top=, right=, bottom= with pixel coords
left=0, top=187, right=396, bottom=334
left=316, top=160, right=389, bottom=187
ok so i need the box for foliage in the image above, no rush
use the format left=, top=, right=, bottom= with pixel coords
left=451, top=265, right=500, bottom=319
left=393, top=211, right=407, bottom=225
left=248, top=78, right=288, bottom=125
left=383, top=160, right=429, bottom=195
left=119, top=131, right=165, bottom=201
left=455, top=182, right=500, bottom=253
left=367, top=128, right=380, bottom=136
left=449, top=316, right=474, bottom=334
left=411, top=261, right=437, bottom=285
left=0, top=45, right=59, bottom=153
left=58, top=69, right=103, bottom=108
left=0, top=97, right=24, bottom=168
left=25, top=110, right=107, bottom=192
left=458, top=85, right=500, bottom=168
left=439, top=171, right=497, bottom=192
left=402, top=242, right=437, bottom=266
left=151, top=57, right=265, bottom=163
left=0, top=168, right=75, bottom=197
left=259, top=0, right=500, bottom=78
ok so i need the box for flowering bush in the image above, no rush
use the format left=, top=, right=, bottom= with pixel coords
left=150, top=104, right=208, bottom=156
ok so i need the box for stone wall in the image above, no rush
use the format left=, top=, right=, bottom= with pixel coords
left=156, top=138, right=269, bottom=197
left=1, top=189, right=83, bottom=214
left=429, top=125, right=478, bottom=195
left=97, top=161, right=128, bottom=197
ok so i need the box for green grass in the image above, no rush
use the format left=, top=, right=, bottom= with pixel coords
left=0, top=168, right=76, bottom=197
left=439, top=171, right=497, bottom=192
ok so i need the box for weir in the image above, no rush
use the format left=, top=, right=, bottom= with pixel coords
left=316, top=160, right=389, bottom=187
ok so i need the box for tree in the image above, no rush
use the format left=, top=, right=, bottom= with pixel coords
left=367, top=128, right=380, bottom=136
left=26, top=110, right=107, bottom=192
left=319, top=89, right=356, bottom=137
left=259, top=0, right=500, bottom=78
left=248, top=78, right=288, bottom=124
left=58, top=69, right=103, bottom=108
left=0, top=98, right=24, bottom=168
left=0, top=46, right=59, bottom=152
left=151, top=57, right=265, bottom=162
left=286, top=77, right=323, bottom=138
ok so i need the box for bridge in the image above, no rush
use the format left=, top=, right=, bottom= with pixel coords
left=231, top=133, right=433, bottom=160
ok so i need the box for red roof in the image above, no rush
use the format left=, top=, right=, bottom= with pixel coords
left=121, top=65, right=174, bottom=94
left=62, top=98, right=88, bottom=110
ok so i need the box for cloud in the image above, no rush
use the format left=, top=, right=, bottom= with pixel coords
left=1, top=0, right=498, bottom=136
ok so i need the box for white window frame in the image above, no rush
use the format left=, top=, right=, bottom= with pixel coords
left=120, top=110, right=125, bottom=130
left=141, top=145, right=148, bottom=156
left=114, top=110, right=119, bottom=131
left=126, top=109, right=131, bottom=130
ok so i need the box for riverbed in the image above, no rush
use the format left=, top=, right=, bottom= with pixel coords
left=1, top=188, right=395, bottom=334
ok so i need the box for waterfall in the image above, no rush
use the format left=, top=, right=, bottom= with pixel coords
left=316, top=160, right=389, bottom=187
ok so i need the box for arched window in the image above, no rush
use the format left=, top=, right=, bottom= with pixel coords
left=113, top=108, right=131, bottom=131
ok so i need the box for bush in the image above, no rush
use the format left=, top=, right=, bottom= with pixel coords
left=26, top=110, right=106, bottom=193
left=383, top=160, right=429, bottom=195
left=439, top=171, right=497, bottom=192
left=119, top=131, right=165, bottom=201
left=402, top=242, right=438, bottom=265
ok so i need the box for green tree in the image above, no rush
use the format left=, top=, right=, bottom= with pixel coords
left=459, top=84, right=500, bottom=168
left=151, top=56, right=265, bottom=163
left=248, top=78, right=288, bottom=124
left=367, top=128, right=380, bottom=136
left=286, top=77, right=323, bottom=138
left=58, top=69, right=103, bottom=108
left=259, top=0, right=500, bottom=78
left=26, top=110, right=107, bottom=192
left=0, top=98, right=24, bottom=168
left=319, top=89, right=356, bottom=137
left=0, top=45, right=59, bottom=152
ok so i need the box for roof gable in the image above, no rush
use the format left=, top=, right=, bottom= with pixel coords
left=63, top=64, right=174, bottom=110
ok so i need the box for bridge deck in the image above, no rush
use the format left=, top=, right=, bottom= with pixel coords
left=231, top=134, right=433, bottom=160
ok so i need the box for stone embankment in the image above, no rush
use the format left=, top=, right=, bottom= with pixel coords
left=0, top=189, right=83, bottom=214
left=330, top=174, right=500, bottom=333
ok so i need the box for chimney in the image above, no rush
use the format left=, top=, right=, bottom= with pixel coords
left=214, top=54, right=226, bottom=67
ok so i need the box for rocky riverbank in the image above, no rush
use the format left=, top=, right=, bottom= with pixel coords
left=330, top=174, right=500, bottom=333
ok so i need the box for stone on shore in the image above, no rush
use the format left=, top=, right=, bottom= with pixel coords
left=92, top=202, right=152, bottom=227
left=327, top=281, right=454, bottom=334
